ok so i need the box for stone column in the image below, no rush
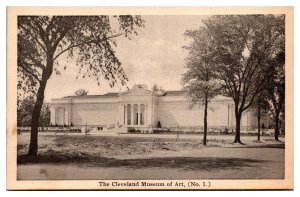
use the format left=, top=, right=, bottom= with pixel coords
left=131, top=104, right=134, bottom=125
left=50, top=106, right=56, bottom=125
left=63, top=108, right=66, bottom=126
left=124, top=105, right=127, bottom=125
left=68, top=99, right=72, bottom=126
left=144, top=104, right=147, bottom=125
left=55, top=107, right=58, bottom=124
left=64, top=107, right=68, bottom=126
left=138, top=104, right=141, bottom=125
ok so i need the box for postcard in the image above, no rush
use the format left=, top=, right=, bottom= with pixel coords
left=7, top=6, right=294, bottom=190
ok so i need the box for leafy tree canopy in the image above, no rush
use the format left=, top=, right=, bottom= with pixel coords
left=203, top=15, right=284, bottom=112
left=182, top=27, right=220, bottom=107
left=17, top=96, right=50, bottom=127
left=151, top=84, right=166, bottom=95
left=17, top=15, right=144, bottom=100
left=17, top=15, right=144, bottom=158
left=74, top=89, right=88, bottom=96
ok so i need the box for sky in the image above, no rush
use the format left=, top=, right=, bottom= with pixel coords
left=45, top=15, right=206, bottom=101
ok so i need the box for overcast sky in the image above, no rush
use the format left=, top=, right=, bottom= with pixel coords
left=45, top=15, right=206, bottom=101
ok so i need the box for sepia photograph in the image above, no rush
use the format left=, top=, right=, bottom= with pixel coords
left=6, top=6, right=294, bottom=190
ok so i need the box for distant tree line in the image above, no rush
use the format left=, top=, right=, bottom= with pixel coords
left=17, top=96, right=50, bottom=128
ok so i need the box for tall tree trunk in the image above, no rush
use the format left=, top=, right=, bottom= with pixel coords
left=274, top=111, right=280, bottom=141
left=234, top=107, right=242, bottom=144
left=41, top=114, right=44, bottom=132
left=27, top=81, right=47, bottom=158
left=27, top=53, right=54, bottom=159
left=203, top=97, right=208, bottom=146
left=257, top=104, right=261, bottom=142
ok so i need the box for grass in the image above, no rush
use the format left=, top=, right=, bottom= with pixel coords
left=17, top=134, right=285, bottom=165
left=17, top=134, right=285, bottom=180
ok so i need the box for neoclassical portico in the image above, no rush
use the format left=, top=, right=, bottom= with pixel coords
left=119, top=86, right=155, bottom=127
left=122, top=104, right=148, bottom=126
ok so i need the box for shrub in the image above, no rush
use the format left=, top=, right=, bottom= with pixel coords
left=223, top=127, right=229, bottom=134
left=128, top=128, right=141, bottom=134
left=157, top=121, right=161, bottom=128
left=153, top=129, right=172, bottom=134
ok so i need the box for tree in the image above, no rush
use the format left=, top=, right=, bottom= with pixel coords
left=40, top=103, right=51, bottom=131
left=266, top=24, right=285, bottom=141
left=151, top=84, right=165, bottom=95
left=279, top=103, right=285, bottom=134
left=152, top=83, right=159, bottom=92
left=134, top=84, right=148, bottom=90
left=18, top=16, right=144, bottom=159
left=17, top=96, right=35, bottom=127
left=17, top=96, right=50, bottom=128
left=182, top=28, right=220, bottom=146
left=202, top=15, right=284, bottom=144
left=74, top=89, right=88, bottom=96
left=251, top=90, right=270, bottom=141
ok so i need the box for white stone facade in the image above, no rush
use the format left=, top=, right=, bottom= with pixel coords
left=50, top=86, right=270, bottom=130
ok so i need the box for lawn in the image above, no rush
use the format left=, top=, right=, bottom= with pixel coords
left=17, top=133, right=285, bottom=180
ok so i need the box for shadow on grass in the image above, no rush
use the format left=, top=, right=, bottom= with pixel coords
left=88, top=157, right=265, bottom=171
left=18, top=153, right=265, bottom=171
left=227, top=143, right=285, bottom=149
left=53, top=135, right=191, bottom=145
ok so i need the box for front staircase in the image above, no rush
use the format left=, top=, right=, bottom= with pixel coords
left=87, top=125, right=128, bottom=134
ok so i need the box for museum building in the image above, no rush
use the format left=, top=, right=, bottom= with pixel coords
left=50, top=85, right=268, bottom=131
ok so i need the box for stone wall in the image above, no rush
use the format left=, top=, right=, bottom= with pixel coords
left=157, top=100, right=234, bottom=128
left=71, top=103, right=119, bottom=126
left=50, top=89, right=271, bottom=129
